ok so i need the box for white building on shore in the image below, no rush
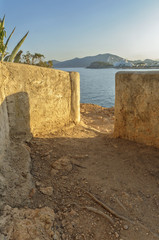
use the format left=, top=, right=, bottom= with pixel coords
left=114, top=59, right=134, bottom=68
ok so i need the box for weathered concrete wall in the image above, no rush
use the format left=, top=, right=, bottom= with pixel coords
left=0, top=93, right=34, bottom=209
left=114, top=71, right=159, bottom=147
left=0, top=62, right=80, bottom=208
left=0, top=62, right=80, bottom=137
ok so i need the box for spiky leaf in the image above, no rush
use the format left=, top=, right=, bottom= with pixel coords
left=13, top=50, right=23, bottom=63
left=8, top=31, right=29, bottom=62
left=4, top=27, right=15, bottom=51
left=0, top=15, right=5, bottom=28
left=1, top=27, right=15, bottom=61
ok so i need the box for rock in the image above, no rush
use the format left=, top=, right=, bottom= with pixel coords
left=62, top=233, right=66, bottom=239
left=51, top=168, right=58, bottom=176
left=123, top=224, right=129, bottom=230
left=115, top=232, right=119, bottom=238
left=0, top=206, right=55, bottom=239
left=53, top=230, right=61, bottom=240
left=69, top=209, right=77, bottom=216
left=62, top=219, right=67, bottom=227
left=62, top=176, right=68, bottom=180
left=40, top=186, right=53, bottom=196
left=35, top=181, right=41, bottom=187
left=52, top=156, right=72, bottom=172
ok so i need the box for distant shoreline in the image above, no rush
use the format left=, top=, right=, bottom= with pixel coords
left=87, top=66, right=159, bottom=69
left=56, top=66, right=159, bottom=69
left=53, top=53, right=159, bottom=69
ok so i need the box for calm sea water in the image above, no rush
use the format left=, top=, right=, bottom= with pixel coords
left=57, top=68, right=158, bottom=108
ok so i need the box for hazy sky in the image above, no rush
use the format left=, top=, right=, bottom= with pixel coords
left=1, top=0, right=159, bottom=61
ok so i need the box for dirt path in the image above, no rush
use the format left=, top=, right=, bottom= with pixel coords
left=2, top=103, right=159, bottom=240
left=26, top=103, right=159, bottom=240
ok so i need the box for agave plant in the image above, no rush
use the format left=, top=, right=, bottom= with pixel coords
left=0, top=15, right=28, bottom=62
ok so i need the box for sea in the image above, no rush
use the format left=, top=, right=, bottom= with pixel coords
left=56, top=68, right=158, bottom=108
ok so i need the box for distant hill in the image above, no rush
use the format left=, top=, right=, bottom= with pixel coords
left=52, top=53, right=159, bottom=69
left=53, top=53, right=124, bottom=68
left=53, top=60, right=61, bottom=65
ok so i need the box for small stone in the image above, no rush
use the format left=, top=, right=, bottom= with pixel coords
left=123, top=224, right=129, bottom=230
left=40, top=186, right=53, bottom=196
left=51, top=168, right=58, bottom=175
left=35, top=181, right=41, bottom=187
left=62, top=176, right=68, bottom=180
left=43, top=152, right=50, bottom=156
left=52, top=156, right=72, bottom=172
left=115, top=232, right=119, bottom=238
left=45, top=155, right=51, bottom=160
left=53, top=231, right=61, bottom=240
left=62, top=233, right=66, bottom=239
left=62, top=219, right=67, bottom=226
left=69, top=209, right=77, bottom=216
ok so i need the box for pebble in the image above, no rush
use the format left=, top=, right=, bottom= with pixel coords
left=69, top=209, right=77, bottom=216
left=35, top=181, right=41, bottom=187
left=115, top=232, right=119, bottom=238
left=51, top=168, right=58, bottom=176
left=123, top=224, right=129, bottom=230
left=53, top=231, right=61, bottom=240
left=40, top=186, right=53, bottom=196
left=62, top=233, right=66, bottom=239
left=62, top=219, right=67, bottom=227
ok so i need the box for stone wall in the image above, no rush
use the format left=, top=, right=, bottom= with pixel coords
left=0, top=62, right=80, bottom=208
left=114, top=71, right=159, bottom=147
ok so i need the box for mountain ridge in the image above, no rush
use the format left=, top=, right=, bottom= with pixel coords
left=53, top=53, right=159, bottom=68
left=53, top=53, right=124, bottom=68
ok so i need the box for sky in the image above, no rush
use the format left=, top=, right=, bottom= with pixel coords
left=1, top=0, right=159, bottom=61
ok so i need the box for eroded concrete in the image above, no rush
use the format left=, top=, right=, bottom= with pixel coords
left=114, top=71, right=159, bottom=147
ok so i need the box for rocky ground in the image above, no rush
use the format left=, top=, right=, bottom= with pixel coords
left=1, top=103, right=159, bottom=240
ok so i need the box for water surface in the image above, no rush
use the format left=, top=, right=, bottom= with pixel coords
left=57, top=68, right=158, bottom=108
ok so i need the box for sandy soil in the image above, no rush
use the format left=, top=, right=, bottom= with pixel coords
left=6, top=103, right=159, bottom=240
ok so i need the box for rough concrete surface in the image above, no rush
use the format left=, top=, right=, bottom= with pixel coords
left=0, top=62, right=80, bottom=136
left=114, top=71, right=159, bottom=147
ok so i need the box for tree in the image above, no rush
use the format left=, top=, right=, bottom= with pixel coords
left=22, top=51, right=32, bottom=64
left=20, top=51, right=53, bottom=68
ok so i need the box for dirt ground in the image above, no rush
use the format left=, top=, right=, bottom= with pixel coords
left=6, top=103, right=159, bottom=240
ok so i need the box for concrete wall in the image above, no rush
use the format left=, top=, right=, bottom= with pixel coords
left=0, top=62, right=80, bottom=208
left=114, top=71, right=159, bottom=147
left=0, top=62, right=80, bottom=137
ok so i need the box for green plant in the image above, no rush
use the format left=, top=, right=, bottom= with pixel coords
left=0, top=15, right=6, bottom=58
left=20, top=51, right=53, bottom=68
left=0, top=15, right=28, bottom=62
